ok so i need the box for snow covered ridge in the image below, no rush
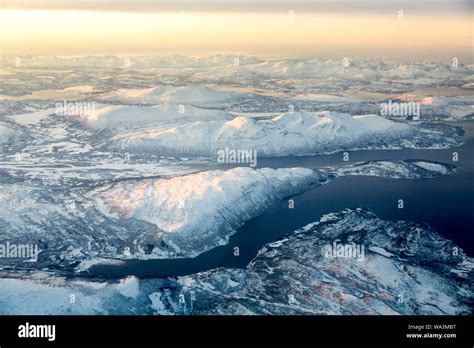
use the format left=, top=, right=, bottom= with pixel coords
left=92, top=167, right=321, bottom=259
left=106, top=111, right=463, bottom=157
left=89, top=160, right=455, bottom=261
left=0, top=209, right=471, bottom=315
left=0, top=160, right=457, bottom=269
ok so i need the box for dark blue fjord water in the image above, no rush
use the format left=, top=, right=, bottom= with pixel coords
left=89, top=121, right=474, bottom=278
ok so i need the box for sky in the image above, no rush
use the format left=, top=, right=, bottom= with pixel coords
left=0, top=0, right=472, bottom=62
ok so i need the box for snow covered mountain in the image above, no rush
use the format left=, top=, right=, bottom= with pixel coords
left=88, top=160, right=455, bottom=261
left=107, top=111, right=463, bottom=157
left=65, top=102, right=232, bottom=129
left=93, top=167, right=321, bottom=258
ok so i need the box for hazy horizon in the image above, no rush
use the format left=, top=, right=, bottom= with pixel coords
left=0, top=1, right=472, bottom=62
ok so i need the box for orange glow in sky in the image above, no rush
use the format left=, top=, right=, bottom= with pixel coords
left=0, top=8, right=471, bottom=61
